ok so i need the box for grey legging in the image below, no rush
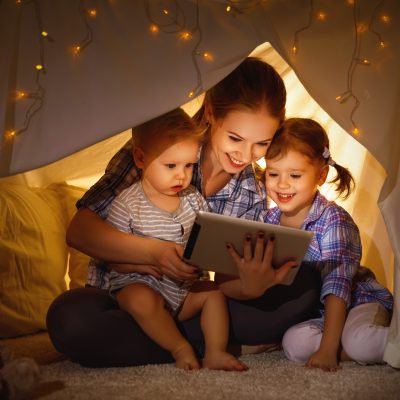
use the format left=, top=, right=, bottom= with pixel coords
left=46, top=264, right=321, bottom=367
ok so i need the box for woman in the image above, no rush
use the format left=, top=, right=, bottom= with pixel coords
left=47, top=58, right=321, bottom=367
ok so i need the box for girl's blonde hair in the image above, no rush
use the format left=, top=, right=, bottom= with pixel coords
left=132, top=108, right=204, bottom=150
left=266, top=118, right=355, bottom=199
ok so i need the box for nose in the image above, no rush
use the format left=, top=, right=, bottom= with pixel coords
left=175, top=168, right=187, bottom=181
left=277, top=175, right=290, bottom=189
left=238, top=143, right=255, bottom=164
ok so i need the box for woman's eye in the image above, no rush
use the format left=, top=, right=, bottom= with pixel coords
left=229, top=135, right=241, bottom=142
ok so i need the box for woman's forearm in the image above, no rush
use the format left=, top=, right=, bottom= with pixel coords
left=66, top=208, right=155, bottom=264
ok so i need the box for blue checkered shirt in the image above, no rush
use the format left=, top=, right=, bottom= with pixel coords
left=79, top=139, right=267, bottom=288
left=265, top=192, right=393, bottom=312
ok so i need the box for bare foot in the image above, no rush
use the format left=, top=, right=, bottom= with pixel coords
left=203, top=351, right=248, bottom=371
left=172, top=344, right=200, bottom=370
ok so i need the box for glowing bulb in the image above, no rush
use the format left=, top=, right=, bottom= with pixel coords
left=188, top=91, right=195, bottom=98
left=150, top=24, right=159, bottom=34
left=380, top=14, right=390, bottom=24
left=16, top=91, right=27, bottom=100
left=335, top=91, right=351, bottom=103
left=73, top=45, right=81, bottom=55
left=379, top=41, right=386, bottom=48
left=5, top=130, right=16, bottom=140
left=41, top=31, right=48, bottom=37
left=356, top=23, right=367, bottom=33
left=316, top=11, right=327, bottom=21
left=180, top=31, right=192, bottom=41
left=35, top=64, right=43, bottom=71
left=87, top=8, right=97, bottom=17
left=202, top=52, right=213, bottom=61
left=292, top=45, right=297, bottom=54
left=352, top=127, right=360, bottom=135
left=163, top=9, right=169, bottom=15
left=346, top=0, right=354, bottom=4
left=15, top=0, right=22, bottom=4
left=226, top=5, right=231, bottom=12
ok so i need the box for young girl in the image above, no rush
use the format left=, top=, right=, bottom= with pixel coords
left=47, top=58, right=321, bottom=367
left=262, top=118, right=393, bottom=371
left=99, top=108, right=245, bottom=371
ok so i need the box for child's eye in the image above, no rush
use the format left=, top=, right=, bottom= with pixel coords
left=228, top=135, right=241, bottom=142
left=267, top=172, right=279, bottom=178
left=166, top=164, right=176, bottom=169
left=185, top=163, right=194, bottom=169
left=290, top=174, right=302, bottom=179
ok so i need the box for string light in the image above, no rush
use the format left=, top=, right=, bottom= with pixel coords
left=149, top=24, right=159, bottom=34
left=316, top=11, right=327, bottom=21
left=179, top=31, right=192, bottom=40
left=369, top=1, right=388, bottom=49
left=291, top=0, right=314, bottom=54
left=4, top=130, right=16, bottom=140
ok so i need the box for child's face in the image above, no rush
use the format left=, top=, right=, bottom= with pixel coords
left=208, top=109, right=278, bottom=174
left=265, top=149, right=328, bottom=220
left=139, top=137, right=200, bottom=196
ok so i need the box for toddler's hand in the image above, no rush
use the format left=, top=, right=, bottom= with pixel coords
left=306, top=348, right=341, bottom=372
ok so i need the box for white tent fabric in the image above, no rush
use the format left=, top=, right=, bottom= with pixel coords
left=0, top=0, right=399, bottom=366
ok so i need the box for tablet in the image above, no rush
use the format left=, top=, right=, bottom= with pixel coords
left=183, top=211, right=314, bottom=286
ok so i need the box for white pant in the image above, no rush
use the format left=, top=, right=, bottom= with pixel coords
left=282, top=303, right=391, bottom=365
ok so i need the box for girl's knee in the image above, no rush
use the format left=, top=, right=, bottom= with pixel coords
left=342, top=324, right=388, bottom=364
left=282, top=323, right=321, bottom=362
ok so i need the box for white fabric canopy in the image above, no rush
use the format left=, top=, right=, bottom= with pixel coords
left=1, top=0, right=399, bottom=366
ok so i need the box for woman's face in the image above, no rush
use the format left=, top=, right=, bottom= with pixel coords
left=209, top=109, right=279, bottom=174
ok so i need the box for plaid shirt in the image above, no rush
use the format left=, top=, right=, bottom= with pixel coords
left=265, top=192, right=393, bottom=312
left=79, top=139, right=266, bottom=288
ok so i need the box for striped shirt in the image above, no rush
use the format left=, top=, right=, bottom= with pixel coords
left=80, top=139, right=266, bottom=287
left=88, top=182, right=208, bottom=313
left=265, top=192, right=393, bottom=312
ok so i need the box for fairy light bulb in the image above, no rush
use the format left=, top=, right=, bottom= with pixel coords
left=16, top=91, right=27, bottom=100
left=380, top=14, right=390, bottom=24
left=150, top=24, right=159, bottom=34
left=41, top=31, right=48, bottom=37
left=292, top=45, right=298, bottom=54
left=379, top=41, right=386, bottom=48
left=87, top=8, right=97, bottom=17
left=202, top=52, right=213, bottom=61
left=35, top=64, right=43, bottom=71
left=163, top=9, right=169, bottom=15
left=188, top=91, right=195, bottom=98
left=316, top=11, right=327, bottom=21
left=73, top=45, right=81, bottom=55
left=5, top=130, right=16, bottom=140
left=352, top=127, right=360, bottom=136
left=356, top=23, right=367, bottom=33
left=180, top=31, right=192, bottom=41
left=226, top=4, right=231, bottom=12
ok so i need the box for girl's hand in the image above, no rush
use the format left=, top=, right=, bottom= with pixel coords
left=110, top=263, right=162, bottom=279
left=147, top=239, right=199, bottom=281
left=306, top=348, right=341, bottom=372
left=226, top=232, right=297, bottom=298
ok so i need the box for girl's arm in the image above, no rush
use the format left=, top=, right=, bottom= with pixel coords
left=306, top=294, right=347, bottom=371
left=215, top=233, right=297, bottom=300
left=67, top=208, right=198, bottom=280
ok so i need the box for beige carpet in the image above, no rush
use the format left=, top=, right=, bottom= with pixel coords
left=34, top=351, right=400, bottom=400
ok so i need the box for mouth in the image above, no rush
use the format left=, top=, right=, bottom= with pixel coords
left=276, top=193, right=295, bottom=202
left=227, top=154, right=246, bottom=168
left=171, top=185, right=183, bottom=193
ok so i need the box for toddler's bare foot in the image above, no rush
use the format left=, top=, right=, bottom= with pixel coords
left=172, top=344, right=200, bottom=370
left=203, top=350, right=248, bottom=371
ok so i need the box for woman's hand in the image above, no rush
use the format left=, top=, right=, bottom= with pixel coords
left=146, top=239, right=199, bottom=281
left=226, top=232, right=297, bottom=298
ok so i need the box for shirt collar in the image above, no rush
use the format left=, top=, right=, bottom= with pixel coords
left=302, top=191, right=330, bottom=228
